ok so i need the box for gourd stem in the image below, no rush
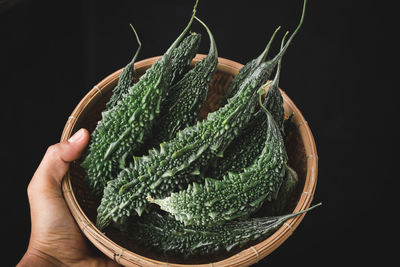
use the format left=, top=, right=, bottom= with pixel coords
left=194, top=16, right=217, bottom=58
left=290, top=202, right=322, bottom=217
left=166, top=0, right=199, bottom=55
left=255, top=26, right=281, bottom=65
left=273, top=31, right=289, bottom=85
left=129, top=24, right=142, bottom=65
left=269, top=0, right=307, bottom=66
left=257, top=80, right=272, bottom=113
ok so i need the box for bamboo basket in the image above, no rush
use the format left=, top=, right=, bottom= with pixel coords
left=61, top=54, right=318, bottom=267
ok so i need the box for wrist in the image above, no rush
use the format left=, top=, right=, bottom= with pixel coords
left=17, top=247, right=64, bottom=267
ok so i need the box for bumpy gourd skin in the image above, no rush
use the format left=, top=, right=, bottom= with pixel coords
left=105, top=60, right=136, bottom=111
left=106, top=32, right=201, bottom=112
left=154, top=108, right=287, bottom=226
left=221, top=26, right=280, bottom=104
left=81, top=55, right=172, bottom=196
left=259, top=43, right=285, bottom=134
left=104, top=25, right=141, bottom=111
left=125, top=204, right=315, bottom=257
left=81, top=12, right=199, bottom=196
left=206, top=5, right=306, bottom=179
left=169, top=32, right=202, bottom=87
left=223, top=59, right=259, bottom=103
left=153, top=17, right=217, bottom=144
left=96, top=63, right=271, bottom=230
left=207, top=33, right=287, bottom=179
left=223, top=0, right=305, bottom=105
left=256, top=165, right=298, bottom=217
left=207, top=115, right=269, bottom=179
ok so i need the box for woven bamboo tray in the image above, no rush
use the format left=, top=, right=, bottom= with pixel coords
left=61, top=54, right=318, bottom=266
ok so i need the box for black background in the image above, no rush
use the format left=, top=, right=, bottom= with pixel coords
left=1, top=0, right=396, bottom=266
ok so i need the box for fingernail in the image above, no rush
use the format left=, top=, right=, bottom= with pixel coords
left=68, top=129, right=85, bottom=143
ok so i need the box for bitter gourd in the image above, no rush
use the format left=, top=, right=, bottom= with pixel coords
left=96, top=62, right=272, bottom=230
left=152, top=16, right=217, bottom=144
left=105, top=25, right=141, bottom=110
left=131, top=32, right=202, bottom=155
left=221, top=26, right=280, bottom=104
left=126, top=203, right=320, bottom=257
left=256, top=165, right=298, bottom=217
left=169, top=32, right=202, bottom=87
left=207, top=31, right=288, bottom=179
left=106, top=29, right=200, bottom=113
left=81, top=1, right=199, bottom=196
left=258, top=31, right=287, bottom=134
left=222, top=0, right=306, bottom=105
left=153, top=107, right=288, bottom=226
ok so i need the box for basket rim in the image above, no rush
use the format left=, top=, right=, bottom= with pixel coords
left=61, top=54, right=318, bottom=267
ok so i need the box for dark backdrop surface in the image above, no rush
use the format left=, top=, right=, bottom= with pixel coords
left=1, top=0, right=396, bottom=265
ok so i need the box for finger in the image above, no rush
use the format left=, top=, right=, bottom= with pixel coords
left=39, top=128, right=89, bottom=180
left=65, top=128, right=91, bottom=162
left=28, top=128, right=89, bottom=197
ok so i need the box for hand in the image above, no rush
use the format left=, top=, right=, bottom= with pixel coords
left=18, top=129, right=120, bottom=267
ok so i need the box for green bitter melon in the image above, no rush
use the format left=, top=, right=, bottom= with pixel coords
left=81, top=1, right=199, bottom=196
left=221, top=26, right=280, bottom=105
left=96, top=62, right=272, bottom=230
left=152, top=107, right=288, bottom=226
left=106, top=29, right=201, bottom=114
left=222, top=0, right=306, bottom=105
left=256, top=165, right=298, bottom=217
left=126, top=203, right=320, bottom=257
left=169, top=32, right=202, bottom=87
left=207, top=31, right=289, bottom=179
left=152, top=16, right=218, bottom=144
left=105, top=25, right=141, bottom=110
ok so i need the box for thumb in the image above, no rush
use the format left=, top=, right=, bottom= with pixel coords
left=28, top=128, right=89, bottom=198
